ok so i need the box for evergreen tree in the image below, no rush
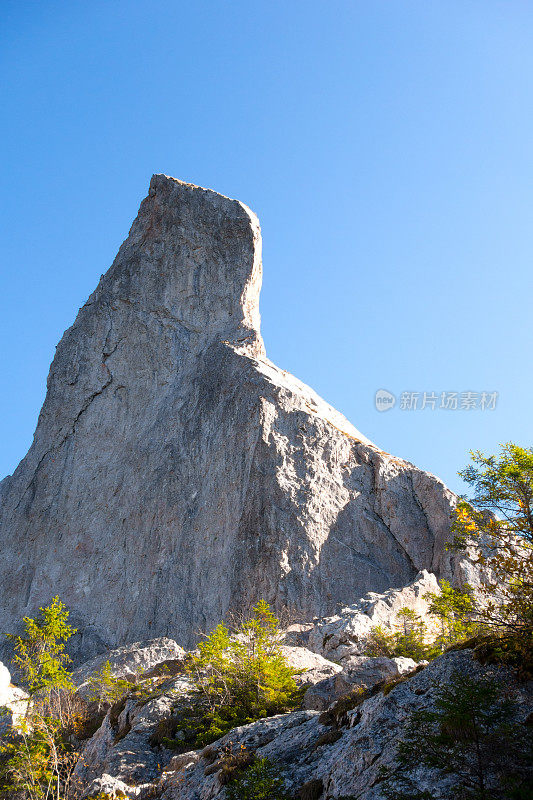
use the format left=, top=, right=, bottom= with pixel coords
left=380, top=672, right=533, bottom=800
left=183, top=601, right=302, bottom=746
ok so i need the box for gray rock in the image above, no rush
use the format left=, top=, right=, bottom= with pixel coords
left=304, top=655, right=417, bottom=711
left=67, top=647, right=533, bottom=799
left=0, top=175, right=466, bottom=659
left=74, top=673, right=192, bottom=793
left=321, top=650, right=533, bottom=800
left=280, top=645, right=343, bottom=686
left=158, top=710, right=326, bottom=800
left=81, top=773, right=146, bottom=799
left=307, top=569, right=442, bottom=661
left=73, top=637, right=185, bottom=696
left=145, top=650, right=531, bottom=800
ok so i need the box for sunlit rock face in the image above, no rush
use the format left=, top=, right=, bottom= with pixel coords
left=0, top=175, right=462, bottom=659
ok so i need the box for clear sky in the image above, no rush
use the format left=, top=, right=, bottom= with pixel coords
left=1, top=1, right=532, bottom=495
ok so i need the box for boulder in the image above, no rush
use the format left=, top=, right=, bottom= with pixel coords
left=280, top=645, right=342, bottom=686
left=73, top=638, right=186, bottom=696
left=304, top=655, right=417, bottom=711
left=82, top=773, right=145, bottom=799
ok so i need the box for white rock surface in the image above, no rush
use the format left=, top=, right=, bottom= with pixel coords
left=307, top=569, right=441, bottom=661
left=0, top=661, right=29, bottom=734
left=73, top=638, right=185, bottom=695
left=280, top=645, right=342, bottom=686
left=0, top=175, right=465, bottom=659
left=304, top=655, right=417, bottom=711
left=82, top=773, right=146, bottom=799
left=0, top=661, right=11, bottom=703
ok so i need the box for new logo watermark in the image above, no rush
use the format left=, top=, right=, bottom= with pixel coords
left=375, top=389, right=396, bottom=412
left=375, top=390, right=498, bottom=412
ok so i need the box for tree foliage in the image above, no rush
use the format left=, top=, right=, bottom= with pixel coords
left=9, top=597, right=76, bottom=699
left=366, top=608, right=433, bottom=661
left=182, top=601, right=302, bottom=746
left=424, top=581, right=476, bottom=651
left=366, top=587, right=475, bottom=663
left=225, top=756, right=290, bottom=800
left=0, top=598, right=81, bottom=800
left=86, top=661, right=130, bottom=712
left=0, top=600, right=133, bottom=800
left=451, top=443, right=533, bottom=669
left=379, top=671, right=533, bottom=800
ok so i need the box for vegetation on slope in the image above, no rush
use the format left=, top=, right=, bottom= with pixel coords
left=378, top=442, right=533, bottom=800
left=156, top=600, right=303, bottom=749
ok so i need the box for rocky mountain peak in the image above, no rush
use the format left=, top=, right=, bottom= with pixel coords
left=0, top=177, right=463, bottom=661
left=94, top=173, right=265, bottom=355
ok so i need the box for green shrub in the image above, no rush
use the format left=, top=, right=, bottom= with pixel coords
left=182, top=601, right=303, bottom=747
left=86, top=660, right=131, bottom=711
left=379, top=671, right=533, bottom=799
left=0, top=598, right=82, bottom=800
left=366, top=582, right=478, bottom=662
left=215, top=745, right=256, bottom=785
left=366, top=608, right=434, bottom=661
left=424, top=581, right=477, bottom=652
left=225, top=757, right=289, bottom=800
left=148, top=714, right=184, bottom=749
left=450, top=443, right=533, bottom=672
left=8, top=596, right=76, bottom=697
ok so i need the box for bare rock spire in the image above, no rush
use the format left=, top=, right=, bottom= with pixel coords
left=0, top=176, right=460, bottom=661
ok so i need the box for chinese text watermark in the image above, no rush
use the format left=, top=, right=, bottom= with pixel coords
left=375, top=389, right=498, bottom=413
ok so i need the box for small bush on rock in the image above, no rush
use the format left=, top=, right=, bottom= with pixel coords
left=182, top=601, right=303, bottom=747
left=318, top=686, right=367, bottom=728
left=225, top=756, right=290, bottom=800
left=423, top=581, right=476, bottom=652
left=86, top=660, right=131, bottom=711
left=366, top=608, right=433, bottom=661
left=366, top=585, right=477, bottom=662
left=215, top=744, right=256, bottom=785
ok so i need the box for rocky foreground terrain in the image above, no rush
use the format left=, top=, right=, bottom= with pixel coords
left=1, top=571, right=531, bottom=799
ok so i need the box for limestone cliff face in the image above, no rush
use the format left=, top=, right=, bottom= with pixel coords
left=0, top=175, right=460, bottom=657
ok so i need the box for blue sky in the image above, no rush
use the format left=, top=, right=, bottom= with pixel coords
left=1, top=1, right=532, bottom=495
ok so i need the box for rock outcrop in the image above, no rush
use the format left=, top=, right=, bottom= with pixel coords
left=72, top=638, right=186, bottom=698
left=71, top=648, right=533, bottom=800
left=306, top=569, right=442, bottom=662
left=303, top=655, right=417, bottom=711
left=0, top=661, right=29, bottom=734
left=0, top=175, right=463, bottom=658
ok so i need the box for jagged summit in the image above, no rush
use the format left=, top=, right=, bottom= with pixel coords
left=96, top=172, right=265, bottom=352
left=0, top=176, right=460, bottom=660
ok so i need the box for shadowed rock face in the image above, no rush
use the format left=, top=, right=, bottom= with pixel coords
left=0, top=175, right=460, bottom=659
